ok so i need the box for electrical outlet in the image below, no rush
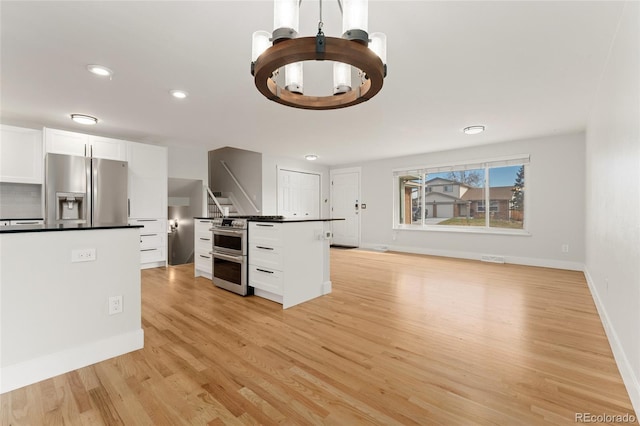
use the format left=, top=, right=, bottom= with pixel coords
left=561, top=244, right=569, bottom=253
left=71, top=248, right=96, bottom=262
left=108, top=296, right=123, bottom=315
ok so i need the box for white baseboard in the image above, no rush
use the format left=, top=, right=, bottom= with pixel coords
left=141, top=261, right=166, bottom=270
left=0, top=329, right=144, bottom=394
left=323, top=280, right=332, bottom=294
left=195, top=269, right=212, bottom=280
left=583, top=268, right=640, bottom=416
left=359, top=243, right=584, bottom=271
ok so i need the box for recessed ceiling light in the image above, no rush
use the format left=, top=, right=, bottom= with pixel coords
left=463, top=125, right=485, bottom=135
left=87, top=64, right=113, bottom=77
left=170, top=90, right=188, bottom=99
left=305, top=154, right=318, bottom=161
left=70, top=114, right=98, bottom=125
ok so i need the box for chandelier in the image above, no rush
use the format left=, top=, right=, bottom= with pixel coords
left=251, top=0, right=387, bottom=110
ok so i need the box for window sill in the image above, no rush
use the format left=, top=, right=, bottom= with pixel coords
left=394, top=224, right=531, bottom=236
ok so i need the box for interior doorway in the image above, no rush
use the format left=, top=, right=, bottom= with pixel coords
left=330, top=167, right=361, bottom=247
left=168, top=178, right=204, bottom=265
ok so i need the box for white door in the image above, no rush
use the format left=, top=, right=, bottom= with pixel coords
left=277, top=169, right=320, bottom=219
left=330, top=168, right=360, bottom=247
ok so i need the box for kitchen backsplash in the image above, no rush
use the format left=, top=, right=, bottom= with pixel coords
left=0, top=182, right=43, bottom=219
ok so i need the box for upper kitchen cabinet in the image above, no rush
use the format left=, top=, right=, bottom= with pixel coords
left=0, top=125, right=43, bottom=184
left=127, top=141, right=167, bottom=219
left=44, top=128, right=126, bottom=161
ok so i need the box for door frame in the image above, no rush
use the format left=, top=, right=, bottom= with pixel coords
left=276, top=166, right=323, bottom=218
left=330, top=166, right=361, bottom=247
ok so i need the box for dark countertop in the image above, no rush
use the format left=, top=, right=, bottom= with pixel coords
left=0, top=224, right=143, bottom=234
left=249, top=218, right=344, bottom=223
left=194, top=216, right=344, bottom=223
left=1, top=218, right=44, bottom=221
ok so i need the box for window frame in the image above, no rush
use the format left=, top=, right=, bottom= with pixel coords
left=393, top=154, right=530, bottom=235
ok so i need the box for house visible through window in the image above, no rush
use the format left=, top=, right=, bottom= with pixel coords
left=394, top=155, right=528, bottom=231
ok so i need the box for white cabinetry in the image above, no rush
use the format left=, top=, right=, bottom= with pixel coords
left=44, top=128, right=126, bottom=161
left=0, top=125, right=43, bottom=184
left=127, top=142, right=168, bottom=269
left=129, top=219, right=166, bottom=268
left=248, top=221, right=331, bottom=308
left=127, top=142, right=167, bottom=219
left=194, top=218, right=213, bottom=279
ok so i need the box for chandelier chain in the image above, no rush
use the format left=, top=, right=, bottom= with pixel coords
left=318, top=0, right=324, bottom=34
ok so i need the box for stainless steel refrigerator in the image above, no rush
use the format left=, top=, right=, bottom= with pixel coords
left=45, top=153, right=128, bottom=226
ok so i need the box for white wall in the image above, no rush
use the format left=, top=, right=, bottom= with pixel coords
left=209, top=147, right=263, bottom=215
left=167, top=145, right=208, bottom=182
left=0, top=228, right=143, bottom=393
left=584, top=0, right=640, bottom=413
left=337, top=132, right=586, bottom=270
left=262, top=154, right=331, bottom=218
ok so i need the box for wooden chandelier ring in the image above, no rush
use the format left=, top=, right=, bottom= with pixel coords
left=253, top=36, right=385, bottom=110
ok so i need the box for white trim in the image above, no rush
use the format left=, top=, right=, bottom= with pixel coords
left=330, top=167, right=362, bottom=247
left=359, top=243, right=583, bottom=271
left=394, top=224, right=531, bottom=236
left=0, top=329, right=144, bottom=394
left=583, top=267, right=640, bottom=416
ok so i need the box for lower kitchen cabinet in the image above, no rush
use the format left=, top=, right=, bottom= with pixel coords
left=129, top=218, right=166, bottom=269
left=248, top=220, right=332, bottom=308
left=194, top=218, right=213, bottom=279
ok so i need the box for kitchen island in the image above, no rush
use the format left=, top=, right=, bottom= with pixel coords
left=0, top=224, right=143, bottom=393
left=248, top=218, right=340, bottom=309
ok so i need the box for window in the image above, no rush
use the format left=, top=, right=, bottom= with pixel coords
left=394, top=155, right=528, bottom=231
left=477, top=200, right=499, bottom=213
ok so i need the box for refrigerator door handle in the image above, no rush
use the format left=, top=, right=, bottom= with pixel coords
left=128, top=199, right=130, bottom=217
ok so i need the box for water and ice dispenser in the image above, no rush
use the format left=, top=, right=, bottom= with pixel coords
left=55, top=192, right=86, bottom=222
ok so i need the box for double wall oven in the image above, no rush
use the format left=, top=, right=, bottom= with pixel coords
left=210, top=216, right=284, bottom=296
left=210, top=217, right=250, bottom=296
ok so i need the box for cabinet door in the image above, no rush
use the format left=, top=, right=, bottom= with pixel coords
left=0, top=125, right=43, bottom=184
left=277, top=169, right=320, bottom=218
left=44, top=128, right=88, bottom=157
left=88, top=136, right=127, bottom=161
left=127, top=142, right=167, bottom=218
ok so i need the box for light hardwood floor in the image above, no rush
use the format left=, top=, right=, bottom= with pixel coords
left=1, top=249, right=636, bottom=425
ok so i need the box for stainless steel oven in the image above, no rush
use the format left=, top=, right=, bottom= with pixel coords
left=212, top=227, right=246, bottom=255
left=210, top=218, right=250, bottom=295
left=211, top=251, right=248, bottom=294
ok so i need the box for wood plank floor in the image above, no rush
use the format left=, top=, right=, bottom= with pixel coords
left=1, top=249, right=636, bottom=425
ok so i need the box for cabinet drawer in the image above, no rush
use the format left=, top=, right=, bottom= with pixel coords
left=140, top=233, right=164, bottom=250
left=249, top=244, right=283, bottom=270
left=249, top=265, right=284, bottom=295
left=195, top=219, right=213, bottom=231
left=195, top=233, right=212, bottom=249
left=249, top=222, right=282, bottom=247
left=140, top=246, right=165, bottom=263
left=130, top=218, right=165, bottom=233
left=195, top=248, right=212, bottom=273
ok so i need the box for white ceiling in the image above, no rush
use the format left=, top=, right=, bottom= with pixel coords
left=0, top=1, right=625, bottom=166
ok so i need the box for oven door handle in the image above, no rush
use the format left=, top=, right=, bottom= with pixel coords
left=210, top=228, right=245, bottom=236
left=210, top=251, right=244, bottom=263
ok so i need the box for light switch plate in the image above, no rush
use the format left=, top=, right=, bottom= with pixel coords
left=71, top=248, right=96, bottom=262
